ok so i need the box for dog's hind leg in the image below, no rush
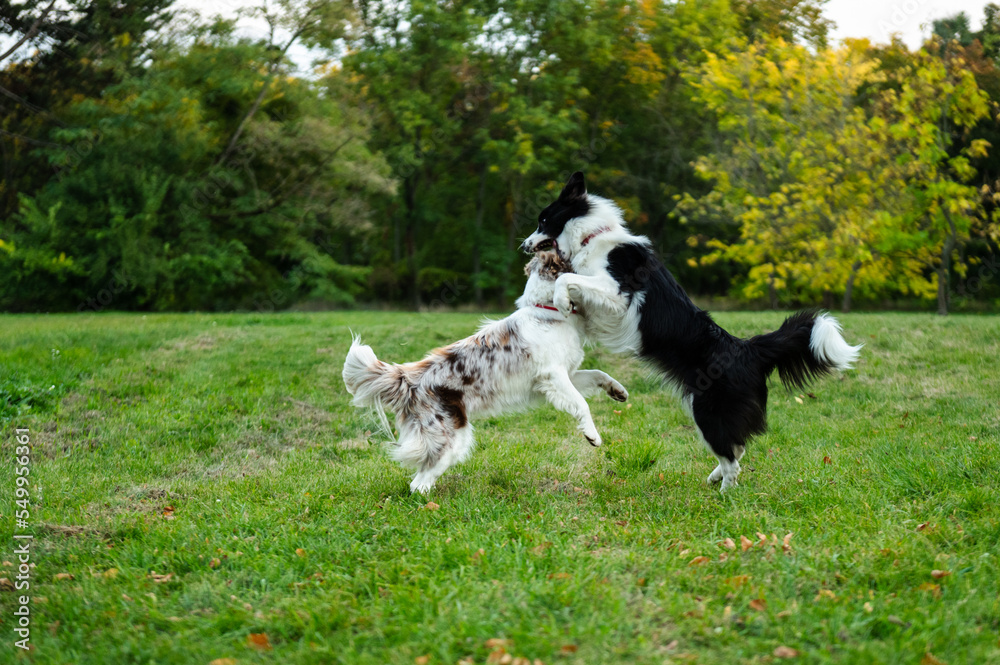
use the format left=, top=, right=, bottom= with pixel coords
left=538, top=370, right=602, bottom=446
left=689, top=394, right=749, bottom=492
left=408, top=425, right=475, bottom=494
left=570, top=369, right=629, bottom=402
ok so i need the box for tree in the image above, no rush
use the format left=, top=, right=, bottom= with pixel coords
left=682, top=39, right=921, bottom=310
left=0, top=19, right=393, bottom=311
left=875, top=44, right=994, bottom=315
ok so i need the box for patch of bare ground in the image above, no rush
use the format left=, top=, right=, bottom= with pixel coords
left=159, top=328, right=248, bottom=353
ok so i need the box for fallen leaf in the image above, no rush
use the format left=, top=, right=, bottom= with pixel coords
left=472, top=548, right=486, bottom=562
left=485, top=638, right=510, bottom=648
left=689, top=556, right=710, bottom=566
left=863, top=602, right=873, bottom=613
left=415, top=656, right=430, bottom=665
left=774, top=646, right=799, bottom=658
left=794, top=396, right=804, bottom=404
left=740, top=535, right=754, bottom=551
left=0, top=578, right=14, bottom=591
left=548, top=572, right=572, bottom=580
left=614, top=520, right=628, bottom=527
left=247, top=633, right=272, bottom=650
left=922, top=653, right=947, bottom=665
left=823, top=455, right=832, bottom=465
left=930, top=570, right=951, bottom=579
left=749, top=599, right=766, bottom=612
left=103, top=568, right=118, bottom=579
left=208, top=659, right=237, bottom=665
left=725, top=575, right=750, bottom=588
left=814, top=589, right=836, bottom=601
left=424, top=501, right=440, bottom=511
left=295, top=548, right=306, bottom=558
left=782, top=533, right=794, bottom=553
left=209, top=558, right=221, bottom=569
left=121, top=593, right=132, bottom=602
left=718, top=553, right=729, bottom=562
left=560, top=645, right=578, bottom=653
left=720, top=538, right=736, bottom=550
left=918, top=582, right=941, bottom=599
left=54, top=573, right=74, bottom=581
left=887, top=615, right=910, bottom=627
left=917, top=522, right=931, bottom=531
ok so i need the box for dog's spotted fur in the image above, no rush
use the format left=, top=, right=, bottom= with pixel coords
left=343, top=251, right=628, bottom=493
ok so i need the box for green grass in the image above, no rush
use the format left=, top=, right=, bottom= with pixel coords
left=1, top=311, right=998, bottom=664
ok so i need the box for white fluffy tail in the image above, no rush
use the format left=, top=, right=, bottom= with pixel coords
left=342, top=335, right=394, bottom=440
left=809, top=313, right=863, bottom=371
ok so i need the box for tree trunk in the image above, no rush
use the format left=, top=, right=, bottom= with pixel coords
left=473, top=167, right=486, bottom=307
left=768, top=272, right=778, bottom=309
left=842, top=260, right=862, bottom=313
left=937, top=211, right=959, bottom=316
left=403, top=176, right=420, bottom=310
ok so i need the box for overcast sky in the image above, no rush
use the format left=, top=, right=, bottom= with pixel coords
left=826, top=0, right=991, bottom=47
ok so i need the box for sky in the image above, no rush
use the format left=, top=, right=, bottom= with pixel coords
left=825, top=0, right=991, bottom=48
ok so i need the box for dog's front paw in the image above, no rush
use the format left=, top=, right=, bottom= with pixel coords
left=604, top=379, right=628, bottom=403
left=553, top=290, right=575, bottom=317
left=583, top=429, right=602, bottom=447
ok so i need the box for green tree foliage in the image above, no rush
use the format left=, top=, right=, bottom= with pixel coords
left=1, top=9, right=392, bottom=311
left=2, top=0, right=998, bottom=312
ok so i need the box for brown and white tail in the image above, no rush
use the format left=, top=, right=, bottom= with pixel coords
left=342, top=335, right=401, bottom=440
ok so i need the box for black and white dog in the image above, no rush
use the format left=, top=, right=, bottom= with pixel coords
left=343, top=251, right=629, bottom=493
left=521, top=172, right=862, bottom=491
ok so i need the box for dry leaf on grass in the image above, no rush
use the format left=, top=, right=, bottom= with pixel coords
left=740, top=535, right=754, bottom=551
left=209, top=558, right=221, bottom=569
left=472, top=548, right=486, bottom=562
left=485, top=638, right=510, bottom=648
left=921, top=653, right=947, bottom=665
left=0, top=578, right=14, bottom=591
left=548, top=572, right=572, bottom=580
left=749, top=599, right=766, bottom=612
left=247, top=633, right=271, bottom=650
left=295, top=548, right=306, bottom=557
left=930, top=570, right=951, bottom=579
left=148, top=572, right=173, bottom=583
left=782, top=533, right=794, bottom=553
left=415, top=656, right=430, bottom=665
left=424, top=501, right=440, bottom=511
left=814, top=589, right=836, bottom=601
left=720, top=538, right=736, bottom=550
left=54, top=573, right=74, bottom=581
left=208, top=659, right=237, bottom=665
left=774, top=646, right=799, bottom=658
left=823, top=456, right=832, bottom=465
left=688, top=556, right=710, bottom=566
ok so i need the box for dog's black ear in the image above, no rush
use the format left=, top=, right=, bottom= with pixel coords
left=559, top=171, right=587, bottom=202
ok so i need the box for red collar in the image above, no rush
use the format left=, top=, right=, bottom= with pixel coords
left=581, top=226, right=611, bottom=247
left=535, top=303, right=577, bottom=314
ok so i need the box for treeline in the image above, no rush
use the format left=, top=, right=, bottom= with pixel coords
left=1, top=0, right=998, bottom=313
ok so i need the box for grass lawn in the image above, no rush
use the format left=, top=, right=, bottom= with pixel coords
left=1, top=311, right=998, bottom=665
